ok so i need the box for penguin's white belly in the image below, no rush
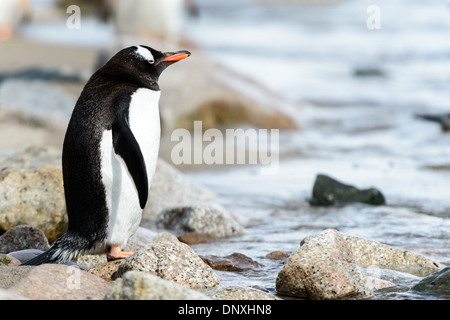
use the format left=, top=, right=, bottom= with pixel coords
left=100, top=88, right=161, bottom=246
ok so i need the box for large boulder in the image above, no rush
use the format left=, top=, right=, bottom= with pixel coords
left=276, top=229, right=373, bottom=300
left=0, top=168, right=67, bottom=242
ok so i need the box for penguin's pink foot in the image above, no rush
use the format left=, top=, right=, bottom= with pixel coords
left=106, top=245, right=134, bottom=261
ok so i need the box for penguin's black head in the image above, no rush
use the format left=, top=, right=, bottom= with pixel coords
left=100, top=45, right=191, bottom=90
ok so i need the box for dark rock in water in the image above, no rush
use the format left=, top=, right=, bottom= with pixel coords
left=411, top=267, right=450, bottom=298
left=353, top=67, right=385, bottom=78
left=310, top=174, right=385, bottom=206
left=200, top=253, right=264, bottom=272
left=0, top=225, right=50, bottom=253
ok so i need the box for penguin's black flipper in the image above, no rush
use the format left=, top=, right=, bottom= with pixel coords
left=112, top=109, right=149, bottom=209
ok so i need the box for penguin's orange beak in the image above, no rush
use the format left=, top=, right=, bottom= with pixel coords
left=163, top=50, right=191, bottom=62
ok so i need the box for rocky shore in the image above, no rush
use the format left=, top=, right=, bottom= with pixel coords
left=0, top=38, right=448, bottom=301
left=0, top=147, right=447, bottom=300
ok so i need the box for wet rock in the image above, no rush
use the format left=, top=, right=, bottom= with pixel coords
left=266, top=251, right=289, bottom=261
left=411, top=267, right=450, bottom=297
left=105, top=271, right=210, bottom=300
left=310, top=174, right=385, bottom=206
left=276, top=229, right=373, bottom=300
left=0, top=168, right=68, bottom=242
left=116, top=240, right=220, bottom=290
left=0, top=225, right=50, bottom=253
left=8, top=264, right=111, bottom=300
left=200, top=253, right=263, bottom=272
left=343, top=234, right=444, bottom=277
left=178, top=232, right=215, bottom=245
left=156, top=204, right=245, bottom=239
left=143, top=158, right=216, bottom=222
left=209, top=287, right=278, bottom=300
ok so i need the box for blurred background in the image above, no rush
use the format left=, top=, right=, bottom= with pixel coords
left=0, top=0, right=449, bottom=299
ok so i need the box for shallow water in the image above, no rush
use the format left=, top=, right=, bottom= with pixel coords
left=183, top=0, right=450, bottom=299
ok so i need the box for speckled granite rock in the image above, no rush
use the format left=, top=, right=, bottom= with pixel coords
left=105, top=271, right=211, bottom=300
left=209, top=287, right=279, bottom=300
left=0, top=225, right=49, bottom=253
left=0, top=168, right=67, bottom=242
left=276, top=229, right=373, bottom=300
left=342, top=234, right=444, bottom=277
left=157, top=204, right=245, bottom=239
left=116, top=240, right=220, bottom=290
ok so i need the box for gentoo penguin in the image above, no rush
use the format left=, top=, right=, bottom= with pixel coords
left=21, top=45, right=190, bottom=265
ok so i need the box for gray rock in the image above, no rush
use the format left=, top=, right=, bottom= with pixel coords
left=156, top=204, right=245, bottom=239
left=116, top=240, right=220, bottom=290
left=343, top=234, right=444, bottom=277
left=104, top=271, right=210, bottom=300
left=310, top=174, right=385, bottom=206
left=0, top=168, right=67, bottom=242
left=276, top=229, right=373, bottom=300
left=0, top=225, right=50, bottom=253
left=411, top=267, right=450, bottom=297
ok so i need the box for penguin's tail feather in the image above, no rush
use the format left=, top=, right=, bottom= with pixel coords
left=20, top=232, right=97, bottom=266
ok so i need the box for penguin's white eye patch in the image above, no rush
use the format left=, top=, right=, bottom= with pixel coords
left=135, top=46, right=155, bottom=64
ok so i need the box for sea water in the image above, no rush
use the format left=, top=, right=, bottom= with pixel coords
left=184, top=0, right=450, bottom=299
